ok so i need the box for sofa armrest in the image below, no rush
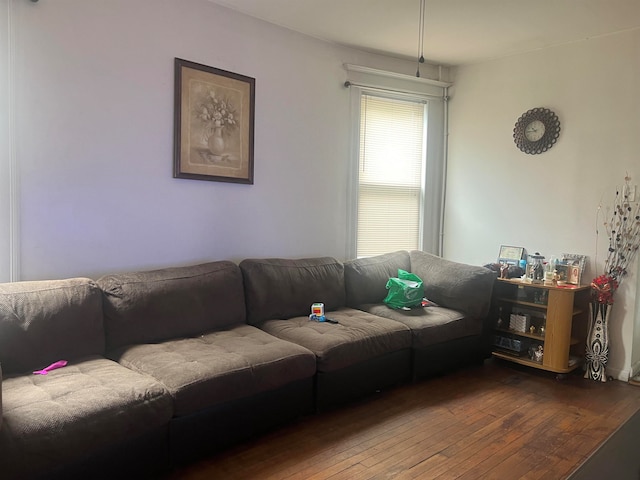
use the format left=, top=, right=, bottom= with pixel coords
left=410, top=250, right=496, bottom=318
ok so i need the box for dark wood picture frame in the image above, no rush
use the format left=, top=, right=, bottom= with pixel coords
left=173, top=58, right=255, bottom=184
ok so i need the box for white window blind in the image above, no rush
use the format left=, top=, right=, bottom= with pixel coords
left=357, top=94, right=426, bottom=257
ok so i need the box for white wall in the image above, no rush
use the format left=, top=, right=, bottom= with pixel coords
left=447, top=30, right=640, bottom=379
left=5, top=0, right=444, bottom=281
left=0, top=0, right=12, bottom=282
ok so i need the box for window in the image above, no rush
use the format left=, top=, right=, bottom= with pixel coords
left=345, top=64, right=448, bottom=260
left=355, top=93, right=427, bottom=257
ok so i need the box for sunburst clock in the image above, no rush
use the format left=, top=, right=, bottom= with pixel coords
left=513, top=108, right=561, bottom=154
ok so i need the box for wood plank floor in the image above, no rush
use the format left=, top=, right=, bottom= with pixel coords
left=167, top=359, right=640, bottom=479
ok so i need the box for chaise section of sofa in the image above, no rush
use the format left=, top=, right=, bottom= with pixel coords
left=344, top=250, right=496, bottom=380
left=97, top=261, right=317, bottom=464
left=0, top=278, right=173, bottom=480
left=239, top=256, right=412, bottom=409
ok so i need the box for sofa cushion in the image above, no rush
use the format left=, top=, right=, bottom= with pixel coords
left=109, top=324, right=316, bottom=417
left=344, top=251, right=411, bottom=307
left=410, top=250, right=496, bottom=318
left=257, top=307, right=411, bottom=373
left=240, top=257, right=345, bottom=325
left=0, top=356, right=173, bottom=479
left=98, top=261, right=246, bottom=351
left=0, top=278, right=104, bottom=374
left=357, top=303, right=482, bottom=348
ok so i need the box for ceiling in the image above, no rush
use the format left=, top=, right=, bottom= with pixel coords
left=209, top=0, right=640, bottom=66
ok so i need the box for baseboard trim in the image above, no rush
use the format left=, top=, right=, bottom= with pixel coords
left=630, top=360, right=640, bottom=380
left=606, top=365, right=630, bottom=382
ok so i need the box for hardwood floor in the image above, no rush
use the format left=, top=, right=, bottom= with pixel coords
left=167, top=359, right=640, bottom=479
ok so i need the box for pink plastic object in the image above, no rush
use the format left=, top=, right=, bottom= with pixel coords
left=33, top=360, right=68, bottom=375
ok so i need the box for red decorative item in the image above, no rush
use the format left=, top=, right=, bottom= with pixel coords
left=590, top=274, right=618, bottom=305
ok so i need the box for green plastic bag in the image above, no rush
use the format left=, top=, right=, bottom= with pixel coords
left=383, top=269, right=424, bottom=309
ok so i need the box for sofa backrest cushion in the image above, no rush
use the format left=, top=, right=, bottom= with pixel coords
left=410, top=250, right=496, bottom=318
left=98, top=261, right=246, bottom=351
left=0, top=278, right=104, bottom=374
left=343, top=251, right=411, bottom=307
left=240, top=257, right=345, bottom=325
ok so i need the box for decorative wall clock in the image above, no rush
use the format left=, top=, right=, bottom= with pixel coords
left=513, top=107, right=561, bottom=154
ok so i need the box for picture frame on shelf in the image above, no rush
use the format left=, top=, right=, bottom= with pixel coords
left=567, top=265, right=581, bottom=285
left=561, top=253, right=587, bottom=284
left=554, top=264, right=569, bottom=283
left=173, top=58, right=255, bottom=184
left=498, top=245, right=525, bottom=265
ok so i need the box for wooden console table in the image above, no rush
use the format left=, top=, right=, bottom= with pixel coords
left=490, top=278, right=590, bottom=379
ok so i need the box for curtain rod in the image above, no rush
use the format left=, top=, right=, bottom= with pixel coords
left=343, top=81, right=445, bottom=100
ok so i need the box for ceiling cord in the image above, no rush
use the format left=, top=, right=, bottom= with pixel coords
left=416, top=0, right=425, bottom=77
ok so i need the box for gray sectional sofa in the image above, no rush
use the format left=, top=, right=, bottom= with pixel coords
left=0, top=250, right=495, bottom=479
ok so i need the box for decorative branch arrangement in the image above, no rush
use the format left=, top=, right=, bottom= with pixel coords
left=603, top=175, right=640, bottom=278
left=594, top=174, right=640, bottom=303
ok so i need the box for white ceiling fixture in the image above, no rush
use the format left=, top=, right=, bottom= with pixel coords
left=209, top=0, right=640, bottom=66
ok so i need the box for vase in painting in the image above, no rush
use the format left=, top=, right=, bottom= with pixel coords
left=208, top=127, right=225, bottom=155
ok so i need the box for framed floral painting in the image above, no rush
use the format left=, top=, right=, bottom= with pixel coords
left=173, top=58, right=255, bottom=184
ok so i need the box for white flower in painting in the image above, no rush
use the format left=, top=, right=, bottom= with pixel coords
left=195, top=90, right=238, bottom=142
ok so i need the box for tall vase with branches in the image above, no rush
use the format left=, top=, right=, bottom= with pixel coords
left=586, top=174, right=640, bottom=382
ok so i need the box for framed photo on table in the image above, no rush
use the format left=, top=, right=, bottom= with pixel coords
left=498, top=245, right=525, bottom=265
left=567, top=265, right=581, bottom=285
left=554, top=264, right=569, bottom=283
left=562, top=253, right=587, bottom=285
left=173, top=58, right=255, bottom=184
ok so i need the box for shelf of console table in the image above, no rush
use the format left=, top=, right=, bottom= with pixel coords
left=490, top=278, right=590, bottom=378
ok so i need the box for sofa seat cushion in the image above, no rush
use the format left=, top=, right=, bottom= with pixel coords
left=109, top=324, right=317, bottom=417
left=0, top=356, right=173, bottom=478
left=357, top=304, right=482, bottom=348
left=257, top=307, right=411, bottom=373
